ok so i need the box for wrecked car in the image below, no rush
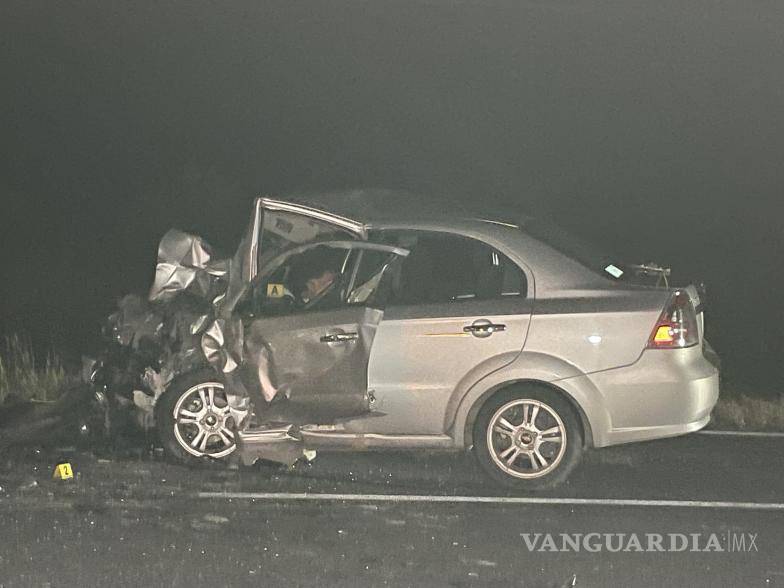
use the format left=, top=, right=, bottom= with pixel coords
left=88, top=190, right=720, bottom=488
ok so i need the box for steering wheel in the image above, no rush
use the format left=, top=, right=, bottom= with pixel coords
left=302, top=280, right=339, bottom=311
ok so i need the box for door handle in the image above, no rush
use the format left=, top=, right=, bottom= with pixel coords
left=320, top=332, right=359, bottom=343
left=463, top=322, right=506, bottom=338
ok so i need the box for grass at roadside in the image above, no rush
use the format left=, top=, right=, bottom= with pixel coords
left=711, top=393, right=784, bottom=432
left=0, top=335, right=72, bottom=405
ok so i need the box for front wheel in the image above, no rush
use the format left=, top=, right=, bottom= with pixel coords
left=154, top=370, right=241, bottom=463
left=473, top=385, right=583, bottom=489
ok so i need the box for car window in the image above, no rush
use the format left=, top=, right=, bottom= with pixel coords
left=523, top=219, right=632, bottom=281
left=239, top=244, right=404, bottom=317
left=345, top=249, right=404, bottom=306
left=258, top=210, right=356, bottom=270
left=237, top=245, right=349, bottom=317
left=371, top=230, right=526, bottom=305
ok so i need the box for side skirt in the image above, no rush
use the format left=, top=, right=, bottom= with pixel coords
left=299, top=431, right=457, bottom=451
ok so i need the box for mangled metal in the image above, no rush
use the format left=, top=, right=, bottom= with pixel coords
left=90, top=225, right=233, bottom=435
left=236, top=425, right=306, bottom=467
left=89, top=197, right=407, bottom=466
left=200, top=315, right=252, bottom=428
left=89, top=292, right=214, bottom=434
left=148, top=229, right=229, bottom=304
left=201, top=316, right=244, bottom=375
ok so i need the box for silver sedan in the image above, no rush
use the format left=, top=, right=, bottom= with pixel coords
left=147, top=190, right=719, bottom=488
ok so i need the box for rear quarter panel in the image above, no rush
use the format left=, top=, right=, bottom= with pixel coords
left=525, top=292, right=668, bottom=374
left=447, top=287, right=671, bottom=448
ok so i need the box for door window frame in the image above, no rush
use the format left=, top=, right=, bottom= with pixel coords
left=239, top=240, right=409, bottom=318
left=367, top=228, right=533, bottom=313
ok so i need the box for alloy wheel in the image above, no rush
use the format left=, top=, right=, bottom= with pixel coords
left=172, top=382, right=237, bottom=458
left=486, top=398, right=567, bottom=479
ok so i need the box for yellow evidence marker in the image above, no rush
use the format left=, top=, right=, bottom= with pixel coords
left=53, top=463, right=74, bottom=480
left=266, top=283, right=285, bottom=298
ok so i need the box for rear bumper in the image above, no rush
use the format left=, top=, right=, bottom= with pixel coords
left=585, top=344, right=720, bottom=448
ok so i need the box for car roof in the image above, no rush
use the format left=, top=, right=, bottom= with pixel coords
left=265, top=189, right=530, bottom=229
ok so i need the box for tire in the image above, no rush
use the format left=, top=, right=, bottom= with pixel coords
left=473, top=384, right=583, bottom=490
left=154, top=369, right=240, bottom=465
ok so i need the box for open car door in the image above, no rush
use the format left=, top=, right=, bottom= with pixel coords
left=238, top=240, right=409, bottom=424
left=221, top=197, right=366, bottom=315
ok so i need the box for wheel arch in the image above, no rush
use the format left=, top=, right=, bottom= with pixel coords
left=459, top=379, right=594, bottom=450
left=154, top=365, right=216, bottom=406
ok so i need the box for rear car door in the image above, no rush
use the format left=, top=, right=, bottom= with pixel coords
left=355, top=230, right=533, bottom=435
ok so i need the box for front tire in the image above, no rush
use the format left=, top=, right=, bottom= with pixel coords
left=154, top=370, right=239, bottom=464
left=473, top=384, right=583, bottom=489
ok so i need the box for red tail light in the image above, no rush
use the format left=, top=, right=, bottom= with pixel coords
left=647, top=291, right=699, bottom=349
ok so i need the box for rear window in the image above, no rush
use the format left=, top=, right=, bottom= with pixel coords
left=524, top=220, right=628, bottom=281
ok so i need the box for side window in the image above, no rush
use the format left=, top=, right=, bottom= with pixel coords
left=344, top=250, right=404, bottom=306
left=238, top=243, right=406, bottom=317
left=240, top=245, right=350, bottom=317
left=258, top=210, right=356, bottom=271
left=373, top=231, right=526, bottom=305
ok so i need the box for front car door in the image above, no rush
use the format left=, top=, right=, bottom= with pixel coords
left=237, top=240, right=408, bottom=424
left=221, top=197, right=366, bottom=313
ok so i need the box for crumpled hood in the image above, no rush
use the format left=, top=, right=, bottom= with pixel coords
left=144, top=200, right=262, bottom=380
left=148, top=228, right=230, bottom=304
left=143, top=228, right=245, bottom=375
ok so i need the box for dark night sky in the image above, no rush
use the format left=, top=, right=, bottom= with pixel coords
left=1, top=0, right=782, bottom=387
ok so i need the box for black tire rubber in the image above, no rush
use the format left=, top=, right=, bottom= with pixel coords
left=154, top=369, right=235, bottom=466
left=473, top=384, right=583, bottom=490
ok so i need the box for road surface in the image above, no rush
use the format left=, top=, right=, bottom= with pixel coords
left=0, top=433, right=781, bottom=587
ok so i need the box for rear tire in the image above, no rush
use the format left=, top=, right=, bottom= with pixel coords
left=473, top=384, right=583, bottom=490
left=154, top=370, right=239, bottom=465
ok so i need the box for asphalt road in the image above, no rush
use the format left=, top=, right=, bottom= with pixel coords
left=0, top=433, right=782, bottom=587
